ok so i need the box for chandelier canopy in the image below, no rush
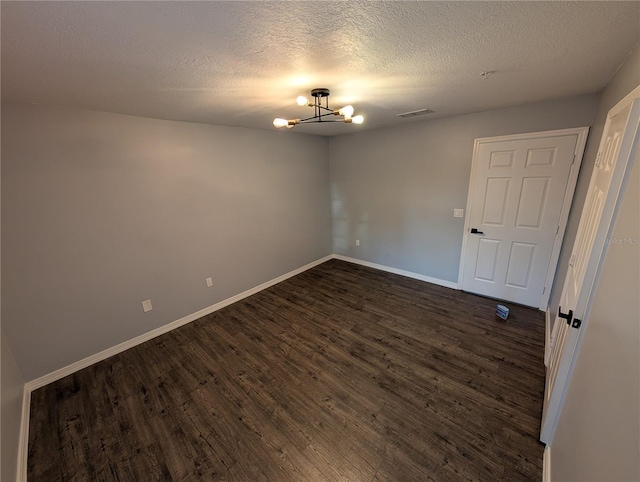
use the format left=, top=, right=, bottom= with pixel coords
left=273, top=88, right=364, bottom=129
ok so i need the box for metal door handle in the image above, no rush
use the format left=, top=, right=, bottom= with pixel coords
left=470, top=228, right=484, bottom=235
left=558, top=306, right=573, bottom=325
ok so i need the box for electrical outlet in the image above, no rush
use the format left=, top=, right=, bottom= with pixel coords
left=142, top=299, right=153, bottom=312
left=355, top=239, right=360, bottom=247
left=454, top=209, right=464, bottom=218
left=206, top=277, right=213, bottom=287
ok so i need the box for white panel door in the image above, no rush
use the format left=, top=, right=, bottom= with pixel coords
left=461, top=132, right=581, bottom=307
left=541, top=86, right=640, bottom=444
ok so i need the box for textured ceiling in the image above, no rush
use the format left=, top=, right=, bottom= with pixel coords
left=2, top=1, right=639, bottom=136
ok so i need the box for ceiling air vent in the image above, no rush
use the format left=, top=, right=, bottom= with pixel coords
left=397, top=108, right=434, bottom=118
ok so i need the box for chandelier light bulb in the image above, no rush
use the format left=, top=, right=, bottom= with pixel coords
left=339, top=105, right=355, bottom=118
left=352, top=115, right=364, bottom=124
left=273, top=118, right=289, bottom=128
left=296, top=96, right=309, bottom=107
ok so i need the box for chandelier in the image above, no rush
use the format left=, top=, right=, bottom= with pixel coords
left=273, top=88, right=364, bottom=129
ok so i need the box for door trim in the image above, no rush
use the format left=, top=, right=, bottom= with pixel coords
left=457, top=127, right=590, bottom=310
left=540, top=84, right=640, bottom=444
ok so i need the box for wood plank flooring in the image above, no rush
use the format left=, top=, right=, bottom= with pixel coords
left=28, top=259, right=546, bottom=481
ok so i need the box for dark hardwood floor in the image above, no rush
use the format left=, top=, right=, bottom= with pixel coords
left=28, top=259, right=546, bottom=481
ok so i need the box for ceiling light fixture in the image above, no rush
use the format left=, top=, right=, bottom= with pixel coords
left=273, top=88, right=364, bottom=129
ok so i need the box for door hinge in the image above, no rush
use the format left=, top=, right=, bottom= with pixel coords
left=568, top=254, right=576, bottom=267
left=542, top=286, right=546, bottom=295
left=556, top=225, right=560, bottom=235
left=595, top=152, right=602, bottom=168
left=571, top=154, right=576, bottom=165
left=571, top=318, right=582, bottom=329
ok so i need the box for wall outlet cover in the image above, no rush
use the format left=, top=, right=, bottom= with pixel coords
left=142, top=299, right=153, bottom=312
left=206, top=277, right=213, bottom=287
left=454, top=209, right=464, bottom=218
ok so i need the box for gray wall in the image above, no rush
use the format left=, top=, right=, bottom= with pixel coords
left=1, top=332, right=25, bottom=482
left=551, top=45, right=640, bottom=482
left=549, top=44, right=640, bottom=319
left=1, top=102, right=332, bottom=381
left=1, top=129, right=24, bottom=482
left=329, top=95, right=599, bottom=282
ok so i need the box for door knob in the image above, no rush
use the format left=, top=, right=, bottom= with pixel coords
left=558, top=306, right=573, bottom=325
left=470, top=228, right=484, bottom=235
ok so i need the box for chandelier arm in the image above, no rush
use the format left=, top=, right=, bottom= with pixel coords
left=298, top=112, right=338, bottom=123
left=298, top=119, right=346, bottom=124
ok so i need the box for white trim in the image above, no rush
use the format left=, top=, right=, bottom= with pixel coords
left=14, top=252, right=469, bottom=478
left=466, top=126, right=591, bottom=145
left=17, top=385, right=30, bottom=482
left=611, top=84, right=640, bottom=117
left=458, top=127, right=590, bottom=311
left=25, top=254, right=333, bottom=392
left=544, top=307, right=552, bottom=367
left=333, top=254, right=459, bottom=289
left=16, top=254, right=333, bottom=479
left=21, top=253, right=456, bottom=392
left=542, top=445, right=551, bottom=482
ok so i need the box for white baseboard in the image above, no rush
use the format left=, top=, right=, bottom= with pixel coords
left=544, top=307, right=552, bottom=367
left=543, top=445, right=551, bottom=482
left=333, top=254, right=459, bottom=290
left=17, top=253, right=458, bottom=478
left=25, top=254, right=333, bottom=392
left=17, top=254, right=333, bottom=480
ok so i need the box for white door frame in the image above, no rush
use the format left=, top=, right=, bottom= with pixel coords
left=458, top=127, right=590, bottom=310
left=540, top=85, right=640, bottom=445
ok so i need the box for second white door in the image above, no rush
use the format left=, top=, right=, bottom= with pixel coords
left=541, top=86, right=640, bottom=444
left=460, top=129, right=588, bottom=308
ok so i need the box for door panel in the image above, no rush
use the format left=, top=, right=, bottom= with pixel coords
left=482, top=178, right=510, bottom=225
left=505, top=242, right=536, bottom=288
left=461, top=133, right=579, bottom=307
left=541, top=87, right=640, bottom=444
left=526, top=147, right=557, bottom=167
left=474, top=238, right=500, bottom=282
left=516, top=177, right=549, bottom=228
left=489, top=150, right=515, bottom=168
